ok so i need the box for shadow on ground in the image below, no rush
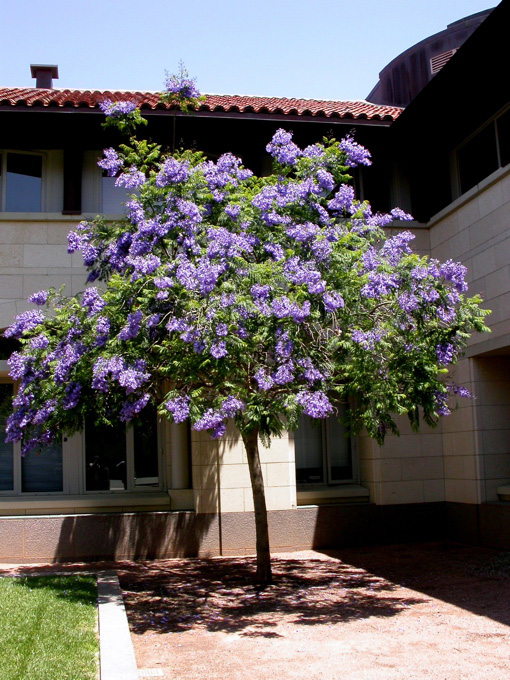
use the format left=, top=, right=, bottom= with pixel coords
left=320, top=542, right=510, bottom=628
left=115, top=554, right=426, bottom=635
left=3, top=542, right=510, bottom=636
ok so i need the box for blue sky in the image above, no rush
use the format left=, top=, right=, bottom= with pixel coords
left=2, top=0, right=495, bottom=100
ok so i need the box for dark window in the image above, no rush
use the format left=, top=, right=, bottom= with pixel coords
left=85, top=418, right=127, bottom=491
left=0, top=383, right=14, bottom=491
left=21, top=441, right=63, bottom=492
left=0, top=338, right=20, bottom=360
left=295, top=406, right=353, bottom=485
left=361, top=164, right=391, bottom=214
left=85, top=409, right=159, bottom=491
left=457, top=124, right=499, bottom=195
left=133, top=408, right=159, bottom=488
left=497, top=108, right=510, bottom=168
left=295, top=416, right=325, bottom=484
left=0, top=381, right=63, bottom=493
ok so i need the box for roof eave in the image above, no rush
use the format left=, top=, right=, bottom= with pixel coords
left=0, top=103, right=396, bottom=126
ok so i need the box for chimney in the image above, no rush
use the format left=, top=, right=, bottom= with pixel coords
left=30, top=64, right=59, bottom=89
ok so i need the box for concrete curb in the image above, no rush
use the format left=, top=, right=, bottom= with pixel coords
left=97, top=571, right=138, bottom=680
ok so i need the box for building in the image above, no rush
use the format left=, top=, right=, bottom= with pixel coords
left=0, top=1, right=509, bottom=562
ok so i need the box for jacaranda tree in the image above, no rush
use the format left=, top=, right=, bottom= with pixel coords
left=4, top=70, right=489, bottom=584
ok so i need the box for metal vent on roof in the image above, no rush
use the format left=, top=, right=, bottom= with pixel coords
left=430, top=49, right=457, bottom=75
left=30, top=64, right=59, bottom=89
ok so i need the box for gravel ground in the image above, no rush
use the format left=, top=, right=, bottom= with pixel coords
left=114, top=542, right=510, bottom=680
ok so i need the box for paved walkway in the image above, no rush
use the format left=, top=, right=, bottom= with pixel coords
left=98, top=571, right=138, bottom=680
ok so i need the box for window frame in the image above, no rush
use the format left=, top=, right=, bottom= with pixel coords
left=454, top=104, right=510, bottom=198
left=0, top=375, right=70, bottom=496
left=0, top=362, right=164, bottom=496
left=0, top=149, right=47, bottom=213
left=101, top=172, right=132, bottom=215
left=82, top=416, right=164, bottom=495
left=294, top=410, right=359, bottom=488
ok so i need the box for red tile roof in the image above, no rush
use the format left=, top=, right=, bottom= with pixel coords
left=0, top=87, right=402, bottom=122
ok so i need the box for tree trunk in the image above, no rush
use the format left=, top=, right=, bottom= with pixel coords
left=242, top=427, right=272, bottom=586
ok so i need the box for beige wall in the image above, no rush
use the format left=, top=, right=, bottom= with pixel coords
left=441, top=360, right=480, bottom=504
left=359, top=417, right=445, bottom=506
left=357, top=165, right=510, bottom=506
left=0, top=216, right=86, bottom=329
left=429, top=165, right=510, bottom=354
left=191, top=421, right=296, bottom=514
left=472, top=357, right=510, bottom=502
left=429, top=165, right=510, bottom=504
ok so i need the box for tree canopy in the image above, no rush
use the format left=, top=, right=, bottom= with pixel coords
left=4, top=72, right=490, bottom=583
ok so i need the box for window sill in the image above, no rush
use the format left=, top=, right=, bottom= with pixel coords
left=497, top=485, right=510, bottom=501
left=428, top=162, right=510, bottom=227
left=0, top=212, right=125, bottom=222
left=297, top=484, right=370, bottom=506
left=0, top=212, right=80, bottom=222
left=0, top=492, right=173, bottom=515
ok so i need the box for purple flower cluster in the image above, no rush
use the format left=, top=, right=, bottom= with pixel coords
left=164, top=71, right=201, bottom=100
left=338, top=135, right=372, bottom=167
left=98, top=148, right=123, bottom=176
left=4, top=310, right=44, bottom=339
left=285, top=221, right=320, bottom=242
left=63, top=382, right=81, bottom=410
left=296, top=390, right=333, bottom=418
left=298, top=357, right=324, bottom=383
left=283, top=257, right=324, bottom=293
left=323, top=291, right=344, bottom=312
left=99, top=100, right=137, bottom=117
left=156, top=158, right=189, bottom=186
left=95, top=316, right=110, bottom=347
left=28, top=290, right=49, bottom=306
left=115, top=167, right=146, bottom=189
left=351, top=329, right=382, bottom=350
left=270, top=297, right=311, bottom=323
left=120, top=393, right=151, bottom=422
left=327, top=185, right=355, bottom=213
left=118, top=310, right=142, bottom=341
left=193, top=396, right=244, bottom=438
left=210, top=341, right=227, bottom=359
left=29, top=334, right=49, bottom=350
left=201, top=154, right=253, bottom=194
left=436, top=343, right=455, bottom=366
left=266, top=129, right=301, bottom=166
left=92, top=356, right=149, bottom=394
left=165, top=395, right=191, bottom=423
left=254, top=368, right=274, bottom=391
left=433, top=390, right=451, bottom=416
left=54, top=342, right=86, bottom=384
left=439, top=260, right=468, bottom=292
left=380, top=231, right=415, bottom=265
left=447, top=383, right=471, bottom=399
left=81, top=288, right=105, bottom=317
left=361, top=272, right=399, bottom=299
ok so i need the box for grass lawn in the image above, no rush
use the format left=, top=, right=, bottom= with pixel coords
left=0, top=574, right=98, bottom=680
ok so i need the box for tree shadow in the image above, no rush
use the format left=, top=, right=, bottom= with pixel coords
left=9, top=574, right=96, bottom=606
left=52, top=509, right=217, bottom=563
left=317, top=541, right=510, bottom=628
left=115, top=554, right=425, bottom=636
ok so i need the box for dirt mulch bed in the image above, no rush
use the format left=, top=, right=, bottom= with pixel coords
left=116, top=542, right=510, bottom=680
